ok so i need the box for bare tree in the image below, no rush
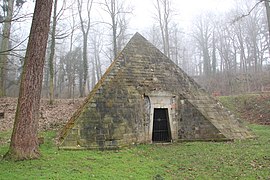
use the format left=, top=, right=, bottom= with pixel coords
left=116, top=13, right=129, bottom=53
left=68, top=0, right=78, bottom=53
left=99, top=0, right=132, bottom=59
left=77, top=0, right=93, bottom=97
left=53, top=0, right=82, bottom=98
left=90, top=29, right=103, bottom=82
left=60, top=47, right=82, bottom=98
left=4, top=0, right=53, bottom=161
left=212, top=31, right=217, bottom=74
left=146, top=24, right=162, bottom=50
left=192, top=13, right=212, bottom=76
left=191, top=0, right=270, bottom=94
left=264, top=0, right=270, bottom=35
left=45, top=0, right=72, bottom=102
left=48, top=0, right=58, bottom=104
left=0, top=0, right=15, bottom=97
left=154, top=0, right=172, bottom=58
left=170, top=23, right=184, bottom=67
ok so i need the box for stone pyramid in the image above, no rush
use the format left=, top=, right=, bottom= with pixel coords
left=59, top=33, right=254, bottom=150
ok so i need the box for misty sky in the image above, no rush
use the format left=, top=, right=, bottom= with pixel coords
left=130, top=0, right=235, bottom=31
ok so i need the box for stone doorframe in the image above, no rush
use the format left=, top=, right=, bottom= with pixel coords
left=145, top=91, right=178, bottom=143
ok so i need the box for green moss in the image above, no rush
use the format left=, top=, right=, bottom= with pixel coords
left=105, top=100, right=113, bottom=108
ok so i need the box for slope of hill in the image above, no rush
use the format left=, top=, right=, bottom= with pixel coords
left=218, top=93, right=270, bottom=125
left=0, top=98, right=84, bottom=131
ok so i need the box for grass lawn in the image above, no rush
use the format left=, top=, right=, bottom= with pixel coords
left=0, top=124, right=269, bottom=179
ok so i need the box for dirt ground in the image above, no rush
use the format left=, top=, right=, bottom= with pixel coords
left=0, top=98, right=84, bottom=132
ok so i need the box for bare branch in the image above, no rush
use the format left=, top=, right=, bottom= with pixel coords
left=0, top=36, right=29, bottom=54
left=231, top=0, right=264, bottom=24
left=0, top=13, right=33, bottom=23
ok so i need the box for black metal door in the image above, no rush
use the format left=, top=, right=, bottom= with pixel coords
left=152, top=108, right=171, bottom=142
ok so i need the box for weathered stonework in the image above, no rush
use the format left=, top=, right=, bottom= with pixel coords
left=59, top=33, right=254, bottom=150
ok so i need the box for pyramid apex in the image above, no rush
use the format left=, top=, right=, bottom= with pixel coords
left=130, top=32, right=147, bottom=42
left=134, top=32, right=143, bottom=37
left=120, top=32, right=157, bottom=58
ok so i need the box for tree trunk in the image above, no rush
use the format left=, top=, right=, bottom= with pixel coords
left=203, top=46, right=211, bottom=76
left=212, top=33, right=217, bottom=74
left=164, top=18, right=170, bottom=59
left=164, top=0, right=170, bottom=59
left=91, top=60, right=96, bottom=89
left=112, top=19, right=117, bottom=59
left=156, top=0, right=166, bottom=56
left=111, top=0, right=117, bottom=59
left=264, top=0, right=270, bottom=58
left=77, top=0, right=92, bottom=97
left=82, top=36, right=88, bottom=97
left=265, top=0, right=270, bottom=36
left=4, top=0, right=53, bottom=161
left=48, top=0, right=58, bottom=104
left=0, top=0, right=14, bottom=97
left=79, top=70, right=83, bottom=97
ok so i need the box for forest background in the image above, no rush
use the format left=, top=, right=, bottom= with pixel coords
left=0, top=0, right=270, bottom=101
